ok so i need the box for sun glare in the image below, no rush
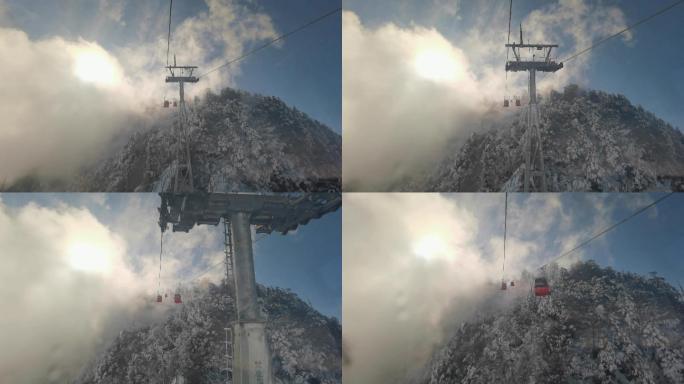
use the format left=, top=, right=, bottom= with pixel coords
left=68, top=242, right=111, bottom=273
left=413, top=234, right=448, bottom=261
left=413, top=48, right=459, bottom=83
left=73, top=49, right=121, bottom=87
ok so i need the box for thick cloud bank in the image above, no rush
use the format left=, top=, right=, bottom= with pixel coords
left=0, top=196, right=224, bottom=383
left=0, top=30, right=135, bottom=182
left=342, top=193, right=654, bottom=383
left=342, top=0, right=631, bottom=190
left=0, top=0, right=277, bottom=185
left=343, top=194, right=498, bottom=383
left=342, top=12, right=491, bottom=191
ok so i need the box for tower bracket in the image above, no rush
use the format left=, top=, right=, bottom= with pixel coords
left=505, top=31, right=562, bottom=191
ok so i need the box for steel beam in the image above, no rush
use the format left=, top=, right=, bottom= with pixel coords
left=505, top=43, right=558, bottom=48
left=230, top=211, right=273, bottom=384
left=505, top=61, right=563, bottom=72
left=230, top=212, right=259, bottom=322
left=165, top=76, right=199, bottom=83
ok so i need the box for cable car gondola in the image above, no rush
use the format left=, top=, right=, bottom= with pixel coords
left=510, top=281, right=515, bottom=287
left=504, top=99, right=510, bottom=107
left=174, top=292, right=182, bottom=304
left=156, top=294, right=163, bottom=303
left=534, top=277, right=550, bottom=296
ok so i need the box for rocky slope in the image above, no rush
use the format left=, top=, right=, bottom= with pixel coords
left=420, top=261, right=684, bottom=384
left=76, top=283, right=341, bottom=384
left=416, top=85, right=684, bottom=192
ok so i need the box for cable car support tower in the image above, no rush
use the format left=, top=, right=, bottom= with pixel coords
left=163, top=0, right=199, bottom=193
left=158, top=192, right=341, bottom=384
left=505, top=24, right=563, bottom=192
left=166, top=60, right=199, bottom=193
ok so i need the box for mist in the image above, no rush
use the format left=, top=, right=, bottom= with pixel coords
left=341, top=193, right=640, bottom=383
left=343, top=194, right=502, bottom=383
left=0, top=195, right=225, bottom=383
left=0, top=0, right=278, bottom=186
left=342, top=0, right=631, bottom=191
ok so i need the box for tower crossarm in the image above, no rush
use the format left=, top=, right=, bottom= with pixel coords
left=165, top=76, right=199, bottom=83
left=158, top=192, right=341, bottom=234
left=505, top=43, right=558, bottom=48
left=165, top=65, right=200, bottom=83
left=505, top=43, right=563, bottom=72
left=505, top=60, right=563, bottom=72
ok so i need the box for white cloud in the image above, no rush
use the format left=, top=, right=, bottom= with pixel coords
left=342, top=0, right=631, bottom=190
left=343, top=193, right=500, bottom=383
left=342, top=11, right=493, bottom=190
left=0, top=196, right=225, bottom=382
left=0, top=0, right=278, bottom=185
left=523, top=0, right=631, bottom=89
left=342, top=192, right=641, bottom=382
left=0, top=29, right=139, bottom=183
left=115, top=0, right=278, bottom=102
left=432, top=0, right=460, bottom=18
left=0, top=201, right=139, bottom=382
left=99, top=0, right=126, bottom=25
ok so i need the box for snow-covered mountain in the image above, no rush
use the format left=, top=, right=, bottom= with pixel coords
left=76, top=283, right=341, bottom=384
left=413, top=85, right=684, bottom=192
left=4, top=87, right=341, bottom=192
left=85, top=88, right=341, bottom=192
left=420, top=261, right=684, bottom=384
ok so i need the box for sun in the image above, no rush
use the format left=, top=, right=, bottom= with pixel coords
left=413, top=234, right=448, bottom=261
left=67, top=242, right=112, bottom=273
left=73, top=48, right=121, bottom=87
left=413, top=48, right=460, bottom=83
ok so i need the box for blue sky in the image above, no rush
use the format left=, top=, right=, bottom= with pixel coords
left=438, top=193, right=684, bottom=287
left=0, top=193, right=341, bottom=319
left=236, top=0, right=341, bottom=132
left=343, top=192, right=684, bottom=383
left=0, top=0, right=341, bottom=132
left=364, top=192, right=684, bottom=288
left=255, top=208, right=342, bottom=319
left=477, top=193, right=684, bottom=287
left=579, top=193, right=684, bottom=286
left=344, top=0, right=684, bottom=131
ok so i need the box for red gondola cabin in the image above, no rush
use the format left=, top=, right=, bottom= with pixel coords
left=534, top=277, right=550, bottom=296
left=156, top=294, right=163, bottom=303
left=174, top=293, right=182, bottom=304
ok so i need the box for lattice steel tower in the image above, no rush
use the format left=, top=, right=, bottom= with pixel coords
left=505, top=25, right=563, bottom=192
left=166, top=57, right=199, bottom=193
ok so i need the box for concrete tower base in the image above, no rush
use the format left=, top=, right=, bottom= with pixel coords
left=232, top=322, right=272, bottom=384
